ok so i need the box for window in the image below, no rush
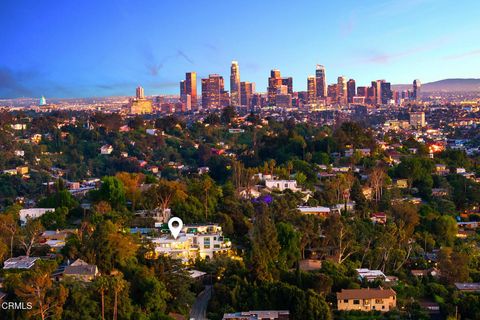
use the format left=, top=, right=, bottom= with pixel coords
left=382, top=306, right=385, bottom=310
left=353, top=300, right=360, bottom=305
left=343, top=299, right=348, bottom=303
left=375, top=299, right=383, bottom=304
left=204, top=237, right=211, bottom=249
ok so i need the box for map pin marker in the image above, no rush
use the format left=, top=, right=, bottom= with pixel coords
left=168, top=217, right=183, bottom=239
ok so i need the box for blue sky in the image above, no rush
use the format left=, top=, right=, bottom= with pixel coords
left=1, top=0, right=479, bottom=98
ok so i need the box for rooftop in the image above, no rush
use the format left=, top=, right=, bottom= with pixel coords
left=3, top=256, right=39, bottom=269
left=337, top=288, right=396, bottom=300
left=454, top=282, right=480, bottom=291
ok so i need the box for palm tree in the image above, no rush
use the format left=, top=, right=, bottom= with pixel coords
left=268, top=159, right=276, bottom=177
left=110, top=274, right=127, bottom=320
left=95, top=275, right=109, bottom=320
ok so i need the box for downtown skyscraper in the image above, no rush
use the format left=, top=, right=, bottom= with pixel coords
left=268, top=69, right=293, bottom=106
left=347, top=79, right=356, bottom=103
left=337, top=76, right=347, bottom=104
left=230, top=61, right=241, bottom=106
left=180, top=72, right=197, bottom=110
left=202, top=74, right=225, bottom=109
left=413, top=79, right=421, bottom=101
left=315, top=65, right=327, bottom=99
left=240, top=81, right=255, bottom=107
left=307, top=76, right=316, bottom=104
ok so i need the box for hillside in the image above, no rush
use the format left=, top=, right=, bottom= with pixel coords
left=393, top=78, right=480, bottom=92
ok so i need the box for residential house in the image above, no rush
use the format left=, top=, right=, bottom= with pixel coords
left=3, top=256, right=39, bottom=270
left=40, top=229, right=77, bottom=251
left=100, top=144, right=113, bottom=155
left=435, top=164, right=448, bottom=175
left=223, top=311, right=289, bottom=320
left=265, top=180, right=299, bottom=192
left=151, top=224, right=231, bottom=262
left=394, top=179, right=409, bottom=189
left=19, top=208, right=55, bottom=226
left=356, top=268, right=386, bottom=282
left=63, top=259, right=99, bottom=282
left=16, top=166, right=29, bottom=175
left=298, top=259, right=322, bottom=272
left=297, top=206, right=331, bottom=218
left=362, top=187, right=373, bottom=200
left=336, top=288, right=396, bottom=312
left=411, top=268, right=439, bottom=278
left=432, top=188, right=449, bottom=197
left=454, top=282, right=480, bottom=292
left=11, top=124, right=27, bottom=130
left=370, top=213, right=387, bottom=224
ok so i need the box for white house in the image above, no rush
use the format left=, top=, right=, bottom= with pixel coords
left=265, top=179, right=299, bottom=192
left=11, top=124, right=26, bottom=130
left=151, top=224, right=231, bottom=262
left=297, top=206, right=331, bottom=217
left=19, top=208, right=55, bottom=225
left=100, top=144, right=113, bottom=155
left=356, top=268, right=387, bottom=282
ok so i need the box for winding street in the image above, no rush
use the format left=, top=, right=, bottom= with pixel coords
left=189, top=285, right=212, bottom=320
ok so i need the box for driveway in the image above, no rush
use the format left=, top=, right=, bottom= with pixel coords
left=189, top=285, right=212, bottom=320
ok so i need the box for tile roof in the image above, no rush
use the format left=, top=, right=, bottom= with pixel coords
left=336, top=288, right=396, bottom=300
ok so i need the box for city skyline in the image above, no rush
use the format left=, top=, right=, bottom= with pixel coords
left=1, top=0, right=480, bottom=98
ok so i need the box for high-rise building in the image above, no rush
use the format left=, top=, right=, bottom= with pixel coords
left=201, top=74, right=224, bottom=109
left=39, top=96, right=47, bottom=106
left=357, top=86, right=367, bottom=97
left=347, top=79, right=356, bottom=103
left=281, top=77, right=293, bottom=94
left=220, top=90, right=230, bottom=108
left=371, top=80, right=383, bottom=105
left=315, top=65, right=327, bottom=98
left=327, top=84, right=337, bottom=104
left=185, top=72, right=197, bottom=107
left=180, top=80, right=186, bottom=97
left=307, top=76, right=316, bottom=104
left=240, top=82, right=255, bottom=107
left=251, top=93, right=265, bottom=108
left=230, top=61, right=241, bottom=106
left=409, top=111, right=425, bottom=128
left=130, top=86, right=152, bottom=114
left=367, top=86, right=376, bottom=104
left=268, top=69, right=282, bottom=105
left=413, top=79, right=421, bottom=101
left=380, top=81, right=392, bottom=104
left=337, top=76, right=347, bottom=104
left=276, top=93, right=292, bottom=109
left=267, top=69, right=293, bottom=106
left=136, top=86, right=145, bottom=99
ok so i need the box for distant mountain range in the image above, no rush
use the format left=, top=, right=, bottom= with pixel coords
left=393, top=78, right=480, bottom=92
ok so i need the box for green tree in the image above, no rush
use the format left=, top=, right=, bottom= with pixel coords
left=15, top=269, right=68, bottom=320
left=62, top=280, right=100, bottom=320
left=434, top=215, right=458, bottom=247
left=250, top=204, right=281, bottom=281
left=38, top=189, right=78, bottom=210
left=94, top=176, right=126, bottom=209
left=276, top=222, right=301, bottom=269
left=19, top=218, right=45, bottom=257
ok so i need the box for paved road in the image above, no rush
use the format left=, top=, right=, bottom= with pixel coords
left=189, top=285, right=212, bottom=320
